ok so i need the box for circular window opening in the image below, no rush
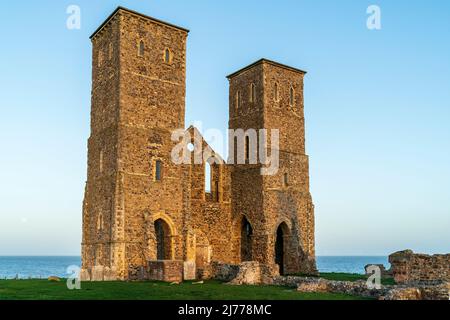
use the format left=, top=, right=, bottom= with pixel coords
left=187, top=143, right=195, bottom=152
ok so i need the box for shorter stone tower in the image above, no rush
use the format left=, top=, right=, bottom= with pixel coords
left=227, top=59, right=316, bottom=274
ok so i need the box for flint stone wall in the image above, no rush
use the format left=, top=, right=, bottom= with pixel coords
left=389, top=250, right=450, bottom=284
left=210, top=262, right=240, bottom=282
left=380, top=281, right=449, bottom=300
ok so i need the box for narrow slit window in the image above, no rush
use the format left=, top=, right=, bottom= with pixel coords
left=289, top=86, right=295, bottom=106
left=283, top=173, right=289, bottom=187
left=97, top=212, right=104, bottom=231
left=155, top=160, right=162, bottom=181
left=99, top=150, right=104, bottom=173
left=138, top=40, right=144, bottom=57
left=215, top=181, right=220, bottom=202
left=164, top=49, right=171, bottom=63
left=235, top=91, right=241, bottom=110
left=274, top=83, right=279, bottom=101
left=245, top=136, right=250, bottom=163
left=250, top=83, right=256, bottom=103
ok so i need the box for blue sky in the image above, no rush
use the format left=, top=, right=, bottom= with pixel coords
left=0, top=0, right=449, bottom=256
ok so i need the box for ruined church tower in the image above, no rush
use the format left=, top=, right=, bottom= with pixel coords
left=227, top=59, right=317, bottom=274
left=82, top=7, right=189, bottom=280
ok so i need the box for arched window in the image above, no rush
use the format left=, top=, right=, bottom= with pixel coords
left=250, top=83, right=256, bottom=103
left=274, top=82, right=279, bottom=102
left=241, top=217, right=253, bottom=262
left=154, top=160, right=162, bottom=181
left=138, top=40, right=144, bottom=57
left=164, top=48, right=171, bottom=63
left=289, top=86, right=295, bottom=106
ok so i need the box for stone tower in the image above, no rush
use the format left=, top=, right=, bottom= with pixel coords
left=227, top=59, right=317, bottom=274
left=82, top=7, right=189, bottom=280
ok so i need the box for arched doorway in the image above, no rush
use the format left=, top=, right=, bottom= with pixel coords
left=241, top=217, right=253, bottom=261
left=154, top=219, right=172, bottom=260
left=275, top=223, right=289, bottom=275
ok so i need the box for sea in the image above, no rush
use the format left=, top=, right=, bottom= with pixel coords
left=0, top=256, right=390, bottom=279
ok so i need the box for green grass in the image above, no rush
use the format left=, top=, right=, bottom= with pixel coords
left=0, top=279, right=371, bottom=300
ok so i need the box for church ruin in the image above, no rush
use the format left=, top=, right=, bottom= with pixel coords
left=81, top=7, right=316, bottom=281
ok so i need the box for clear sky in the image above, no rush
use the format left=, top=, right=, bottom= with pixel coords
left=0, top=0, right=449, bottom=256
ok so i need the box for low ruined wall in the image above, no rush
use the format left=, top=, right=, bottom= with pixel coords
left=295, top=277, right=388, bottom=298
left=381, top=282, right=450, bottom=300
left=389, top=250, right=450, bottom=284
left=294, top=277, right=449, bottom=300
left=228, top=262, right=278, bottom=285
left=210, top=261, right=279, bottom=285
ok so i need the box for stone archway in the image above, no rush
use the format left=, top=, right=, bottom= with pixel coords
left=154, top=219, right=172, bottom=260
left=275, top=222, right=290, bottom=275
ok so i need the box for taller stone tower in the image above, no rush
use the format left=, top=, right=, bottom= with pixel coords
left=82, top=7, right=189, bottom=280
left=227, top=59, right=317, bottom=274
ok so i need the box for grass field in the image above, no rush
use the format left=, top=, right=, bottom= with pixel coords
left=0, top=279, right=372, bottom=300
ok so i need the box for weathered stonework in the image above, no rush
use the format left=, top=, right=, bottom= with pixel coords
left=389, top=250, right=450, bottom=284
left=148, top=260, right=184, bottom=283
left=183, top=261, right=196, bottom=281
left=289, top=276, right=449, bottom=300
left=227, top=262, right=279, bottom=285
left=380, top=282, right=450, bottom=300
left=227, top=60, right=316, bottom=275
left=210, top=262, right=240, bottom=282
left=81, top=7, right=317, bottom=281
